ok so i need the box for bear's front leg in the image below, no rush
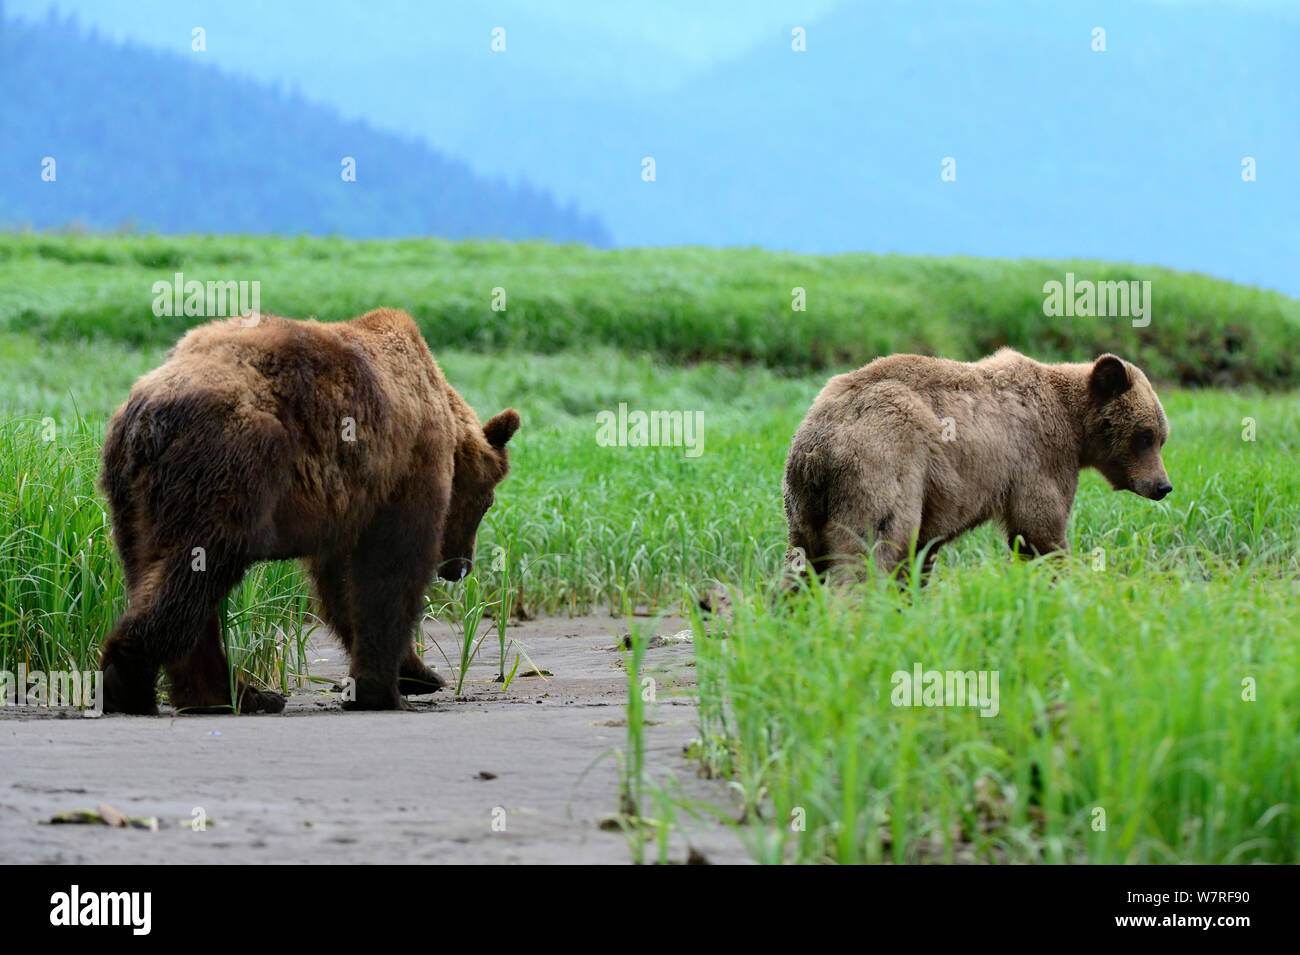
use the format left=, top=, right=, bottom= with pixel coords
left=343, top=673, right=409, bottom=711
left=1004, top=486, right=1071, bottom=559
left=342, top=613, right=409, bottom=711
left=341, top=506, right=441, bottom=711
left=167, top=616, right=285, bottom=714
left=101, top=635, right=160, bottom=716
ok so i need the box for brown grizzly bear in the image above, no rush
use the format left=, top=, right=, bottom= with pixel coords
left=784, top=349, right=1171, bottom=584
left=99, top=308, right=519, bottom=714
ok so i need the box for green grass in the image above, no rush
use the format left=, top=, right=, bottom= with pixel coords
left=2, top=237, right=1298, bottom=863
left=3, top=234, right=1298, bottom=386
left=690, top=562, right=1299, bottom=864
left=0, top=409, right=317, bottom=689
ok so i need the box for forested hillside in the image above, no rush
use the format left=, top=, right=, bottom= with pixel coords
left=0, top=10, right=611, bottom=242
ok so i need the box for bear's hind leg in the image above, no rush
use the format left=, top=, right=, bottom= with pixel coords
left=308, top=550, right=358, bottom=657
left=781, top=526, right=823, bottom=591
left=819, top=523, right=873, bottom=586
left=872, top=512, right=928, bottom=584
left=101, top=501, right=159, bottom=713
left=101, top=615, right=162, bottom=716
left=102, top=552, right=248, bottom=714
left=165, top=615, right=285, bottom=714
left=820, top=499, right=925, bottom=586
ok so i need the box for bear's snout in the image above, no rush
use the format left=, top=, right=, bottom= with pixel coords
left=1136, top=475, right=1173, bottom=500
left=439, top=557, right=472, bottom=582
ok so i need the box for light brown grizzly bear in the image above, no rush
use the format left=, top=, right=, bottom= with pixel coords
left=99, top=308, right=519, bottom=714
left=784, top=349, right=1171, bottom=584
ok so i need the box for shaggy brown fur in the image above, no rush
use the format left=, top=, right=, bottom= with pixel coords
left=99, top=308, right=519, bottom=714
left=784, top=349, right=1171, bottom=584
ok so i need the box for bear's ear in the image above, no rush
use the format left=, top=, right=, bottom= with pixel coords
left=1089, top=354, right=1131, bottom=401
left=484, top=408, right=521, bottom=449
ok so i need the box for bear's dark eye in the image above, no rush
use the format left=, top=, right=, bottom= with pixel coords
left=1134, top=430, right=1155, bottom=451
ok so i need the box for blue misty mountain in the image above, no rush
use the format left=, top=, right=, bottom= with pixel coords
left=0, top=11, right=612, bottom=243
left=2, top=1, right=1297, bottom=295
left=547, top=0, right=1298, bottom=293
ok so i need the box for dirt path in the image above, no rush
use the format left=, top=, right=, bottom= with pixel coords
left=1, top=615, right=750, bottom=864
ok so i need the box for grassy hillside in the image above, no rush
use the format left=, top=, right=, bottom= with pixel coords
left=2, top=235, right=1297, bottom=386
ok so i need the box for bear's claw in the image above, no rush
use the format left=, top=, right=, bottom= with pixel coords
left=170, top=686, right=286, bottom=715
left=398, top=667, right=448, bottom=696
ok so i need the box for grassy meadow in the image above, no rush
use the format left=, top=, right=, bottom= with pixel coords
left=4, top=233, right=1298, bottom=385
left=2, top=235, right=1298, bottom=863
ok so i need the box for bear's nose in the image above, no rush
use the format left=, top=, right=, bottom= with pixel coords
left=1153, top=479, right=1172, bottom=500
left=439, top=557, right=473, bottom=581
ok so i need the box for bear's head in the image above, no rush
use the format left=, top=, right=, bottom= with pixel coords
left=1081, top=354, right=1172, bottom=501
left=440, top=408, right=521, bottom=580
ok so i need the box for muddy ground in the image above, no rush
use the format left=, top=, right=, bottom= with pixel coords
left=0, top=615, right=750, bottom=864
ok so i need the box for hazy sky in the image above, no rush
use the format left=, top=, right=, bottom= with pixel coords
left=7, top=0, right=1294, bottom=292
left=7, top=0, right=846, bottom=87
left=4, top=0, right=847, bottom=187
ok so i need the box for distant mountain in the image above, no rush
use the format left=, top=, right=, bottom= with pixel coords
left=0, top=11, right=611, bottom=243
left=2, top=2, right=1296, bottom=295
left=513, top=0, right=1299, bottom=293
